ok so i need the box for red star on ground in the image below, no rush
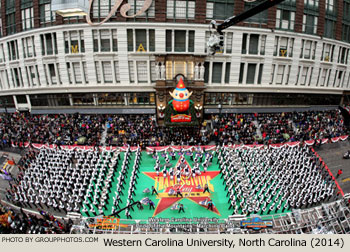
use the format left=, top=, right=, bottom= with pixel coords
left=143, top=155, right=221, bottom=216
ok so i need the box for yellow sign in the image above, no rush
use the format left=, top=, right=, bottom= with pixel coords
left=71, top=45, right=79, bottom=53
left=280, top=49, right=287, bottom=57
left=325, top=56, right=329, bottom=62
left=154, top=175, right=214, bottom=192
left=137, top=43, right=146, bottom=52
left=342, top=178, right=350, bottom=183
left=88, top=217, right=128, bottom=229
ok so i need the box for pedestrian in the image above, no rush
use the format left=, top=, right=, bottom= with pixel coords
left=203, top=183, right=210, bottom=194
left=178, top=203, right=185, bottom=213
left=176, top=188, right=183, bottom=198
left=207, top=199, right=214, bottom=211
left=149, top=200, right=155, bottom=210
left=151, top=185, right=158, bottom=195
left=337, top=169, right=343, bottom=178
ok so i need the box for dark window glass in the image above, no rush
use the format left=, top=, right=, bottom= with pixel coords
left=166, top=30, right=172, bottom=52
left=174, top=30, right=186, bottom=52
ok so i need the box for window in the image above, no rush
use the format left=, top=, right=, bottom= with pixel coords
left=127, top=29, right=155, bottom=52
left=241, top=34, right=266, bottom=55
left=270, top=64, right=291, bottom=85
left=150, top=61, right=156, bottom=82
left=11, top=67, right=23, bottom=88
left=338, top=46, right=349, bottom=64
left=95, top=62, right=101, bottom=83
left=114, top=61, right=120, bottom=83
left=0, top=70, right=10, bottom=89
left=165, top=61, right=194, bottom=80
left=276, top=9, right=295, bottom=30
left=21, top=1, right=34, bottom=31
left=93, top=0, right=112, bottom=19
left=321, top=43, right=335, bottom=62
left=246, top=64, right=256, bottom=84
left=226, top=32, right=233, bottom=54
left=344, top=0, right=350, bottom=22
left=300, top=66, right=309, bottom=85
left=128, top=93, right=155, bottom=105
left=98, top=93, right=124, bottom=105
left=244, top=2, right=268, bottom=24
left=239, top=62, right=263, bottom=84
left=6, top=0, right=16, bottom=35
left=72, top=93, right=94, bottom=106
left=128, top=0, right=155, bottom=18
left=66, top=63, right=73, bottom=84
left=324, top=19, right=336, bottom=39
left=16, top=95, right=27, bottom=104
left=342, top=23, right=350, bottom=43
left=206, top=0, right=234, bottom=20
left=64, top=31, right=85, bottom=54
left=273, top=36, right=294, bottom=57
left=0, top=44, right=5, bottom=63
left=304, top=0, right=319, bottom=9
left=303, top=14, right=318, bottom=34
left=167, top=0, right=195, bottom=20
left=333, top=69, right=344, bottom=87
left=94, top=61, right=117, bottom=84
left=22, top=36, right=36, bottom=58
left=276, top=65, right=285, bottom=85
left=44, top=63, right=60, bottom=85
left=137, top=61, right=148, bottom=83
left=300, top=39, right=317, bottom=59
left=39, top=0, right=56, bottom=25
left=325, top=0, right=336, bottom=14
left=25, top=65, right=40, bottom=87
left=73, top=62, right=82, bottom=84
left=212, top=63, right=222, bottom=83
left=40, top=33, right=58, bottom=56
left=166, top=30, right=195, bottom=52
left=7, top=40, right=19, bottom=61
left=83, top=62, right=89, bottom=84
left=101, top=30, right=111, bottom=52
left=129, top=61, right=135, bottom=83
left=93, top=29, right=118, bottom=52
left=102, top=61, right=113, bottom=83
left=175, top=31, right=186, bottom=52
left=317, top=68, right=329, bottom=86
left=225, top=63, right=231, bottom=84
left=239, top=63, right=244, bottom=84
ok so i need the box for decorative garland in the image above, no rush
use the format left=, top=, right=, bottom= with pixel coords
left=11, top=135, right=349, bottom=152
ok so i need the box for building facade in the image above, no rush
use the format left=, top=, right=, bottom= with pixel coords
left=0, top=0, right=350, bottom=117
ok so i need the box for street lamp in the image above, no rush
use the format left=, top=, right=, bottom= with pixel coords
left=51, top=0, right=89, bottom=17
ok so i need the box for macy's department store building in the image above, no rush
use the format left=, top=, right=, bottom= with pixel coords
left=0, top=0, right=349, bottom=121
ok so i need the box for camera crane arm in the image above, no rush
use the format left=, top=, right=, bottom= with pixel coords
left=208, top=0, right=286, bottom=55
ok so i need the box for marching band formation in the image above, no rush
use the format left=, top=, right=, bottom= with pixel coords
left=218, top=144, right=339, bottom=216
left=5, top=142, right=341, bottom=219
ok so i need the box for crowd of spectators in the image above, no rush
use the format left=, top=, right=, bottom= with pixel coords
left=0, top=109, right=349, bottom=149
left=0, top=113, right=105, bottom=149
left=208, top=113, right=258, bottom=145
left=292, top=110, right=348, bottom=141
left=105, top=115, right=206, bottom=147
left=257, top=112, right=295, bottom=144
left=0, top=201, right=73, bottom=234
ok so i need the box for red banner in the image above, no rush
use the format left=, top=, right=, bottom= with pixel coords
left=170, top=114, right=191, bottom=122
